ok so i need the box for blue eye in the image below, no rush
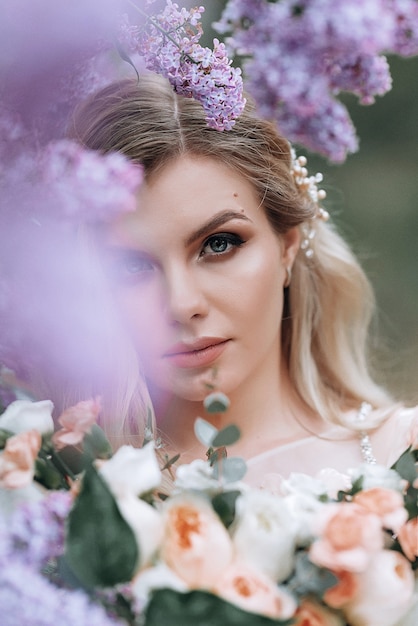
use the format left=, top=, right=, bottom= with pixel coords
left=106, top=250, right=155, bottom=284
left=201, top=233, right=244, bottom=257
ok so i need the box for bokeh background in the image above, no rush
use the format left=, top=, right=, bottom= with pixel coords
left=202, top=1, right=418, bottom=403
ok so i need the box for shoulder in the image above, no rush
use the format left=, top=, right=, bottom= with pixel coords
left=369, top=404, right=418, bottom=467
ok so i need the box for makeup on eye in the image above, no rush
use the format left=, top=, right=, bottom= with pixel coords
left=199, top=232, right=245, bottom=258
left=104, top=248, right=156, bottom=284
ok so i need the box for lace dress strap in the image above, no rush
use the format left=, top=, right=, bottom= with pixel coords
left=356, top=402, right=377, bottom=464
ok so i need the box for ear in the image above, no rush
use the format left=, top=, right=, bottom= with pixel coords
left=281, top=226, right=300, bottom=268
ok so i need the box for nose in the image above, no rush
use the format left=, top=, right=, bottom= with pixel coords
left=163, top=264, right=208, bottom=325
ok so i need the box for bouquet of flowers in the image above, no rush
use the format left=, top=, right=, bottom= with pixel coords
left=0, top=394, right=417, bottom=626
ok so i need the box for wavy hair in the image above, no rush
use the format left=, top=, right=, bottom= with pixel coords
left=66, top=74, right=390, bottom=443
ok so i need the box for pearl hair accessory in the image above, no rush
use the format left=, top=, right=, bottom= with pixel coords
left=291, top=148, right=329, bottom=259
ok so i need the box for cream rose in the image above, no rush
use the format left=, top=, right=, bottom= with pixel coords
left=0, top=400, right=54, bottom=435
left=52, top=398, right=101, bottom=449
left=231, top=489, right=296, bottom=582
left=213, top=560, right=297, bottom=621
left=353, top=487, right=408, bottom=533
left=398, top=518, right=418, bottom=562
left=0, top=430, right=41, bottom=489
left=160, top=493, right=234, bottom=589
left=97, top=441, right=161, bottom=498
left=309, top=502, right=383, bottom=572
left=343, top=550, right=415, bottom=626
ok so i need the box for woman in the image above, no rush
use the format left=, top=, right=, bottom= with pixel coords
left=67, top=74, right=417, bottom=485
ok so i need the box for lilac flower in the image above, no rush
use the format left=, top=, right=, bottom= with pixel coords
left=0, top=0, right=124, bottom=143
left=0, top=558, right=123, bottom=626
left=9, top=492, right=72, bottom=568
left=390, top=0, right=418, bottom=56
left=119, top=2, right=246, bottom=130
left=41, top=140, right=143, bottom=222
left=215, top=0, right=418, bottom=161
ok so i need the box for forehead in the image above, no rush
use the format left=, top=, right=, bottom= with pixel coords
left=103, top=155, right=268, bottom=247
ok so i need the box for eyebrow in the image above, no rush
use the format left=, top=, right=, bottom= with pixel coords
left=185, top=210, right=252, bottom=247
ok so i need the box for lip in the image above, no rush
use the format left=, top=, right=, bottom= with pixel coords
left=163, top=337, right=230, bottom=369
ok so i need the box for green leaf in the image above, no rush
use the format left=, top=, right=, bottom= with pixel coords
left=211, top=490, right=241, bottom=528
left=144, top=589, right=293, bottom=626
left=213, top=457, right=247, bottom=482
left=34, top=457, right=67, bottom=490
left=65, top=464, right=138, bottom=588
left=203, top=392, right=230, bottom=414
left=288, top=552, right=338, bottom=598
left=212, top=424, right=241, bottom=448
left=162, top=453, right=181, bottom=470
left=0, top=428, right=14, bottom=448
left=194, top=417, right=218, bottom=447
left=83, top=424, right=113, bottom=461
left=392, top=448, right=417, bottom=484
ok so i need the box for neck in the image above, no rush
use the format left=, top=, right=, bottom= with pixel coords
left=151, top=355, right=322, bottom=463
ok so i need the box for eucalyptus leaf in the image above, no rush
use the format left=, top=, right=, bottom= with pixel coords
left=212, top=424, right=241, bottom=447
left=144, top=589, right=292, bottom=626
left=392, top=448, right=417, bottom=483
left=203, top=392, right=230, bottom=414
left=66, top=464, right=138, bottom=589
left=211, top=490, right=241, bottom=528
left=83, top=424, right=113, bottom=461
left=194, top=417, right=218, bottom=447
left=288, top=552, right=338, bottom=598
left=213, top=457, right=247, bottom=482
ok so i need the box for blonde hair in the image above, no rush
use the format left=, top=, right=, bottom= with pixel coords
left=66, top=74, right=390, bottom=443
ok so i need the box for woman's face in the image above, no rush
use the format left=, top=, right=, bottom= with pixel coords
left=100, top=155, right=299, bottom=402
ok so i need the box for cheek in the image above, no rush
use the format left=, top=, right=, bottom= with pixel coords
left=112, top=286, right=166, bottom=355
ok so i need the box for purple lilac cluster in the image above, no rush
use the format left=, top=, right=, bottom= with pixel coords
left=41, top=140, right=143, bottom=222
left=8, top=491, right=72, bottom=568
left=215, top=0, right=418, bottom=161
left=118, top=2, right=246, bottom=130
left=0, top=494, right=124, bottom=626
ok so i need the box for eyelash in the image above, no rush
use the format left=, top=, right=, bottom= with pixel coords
left=107, top=232, right=245, bottom=284
left=107, top=253, right=154, bottom=284
left=200, top=232, right=245, bottom=258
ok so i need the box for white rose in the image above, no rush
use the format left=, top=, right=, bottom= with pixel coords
left=97, top=441, right=161, bottom=498
left=284, top=492, right=325, bottom=547
left=116, top=492, right=163, bottom=571
left=282, top=472, right=330, bottom=498
left=0, top=400, right=54, bottom=435
left=344, top=550, right=415, bottom=626
left=174, top=459, right=220, bottom=491
left=348, top=463, right=403, bottom=492
left=231, top=489, right=296, bottom=583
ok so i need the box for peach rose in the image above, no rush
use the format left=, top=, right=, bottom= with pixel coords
left=324, top=570, right=359, bottom=608
left=213, top=560, right=296, bottom=620
left=293, top=598, right=345, bottom=626
left=343, top=550, right=415, bottom=626
left=161, top=493, right=234, bottom=589
left=398, top=518, right=418, bottom=562
left=52, top=397, right=101, bottom=449
left=0, top=430, right=41, bottom=488
left=353, top=487, right=407, bottom=533
left=309, top=503, right=383, bottom=572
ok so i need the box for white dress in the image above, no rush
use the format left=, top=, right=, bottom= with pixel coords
left=245, top=405, right=418, bottom=488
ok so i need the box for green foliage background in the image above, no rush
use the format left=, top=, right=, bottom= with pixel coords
left=202, top=2, right=418, bottom=402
